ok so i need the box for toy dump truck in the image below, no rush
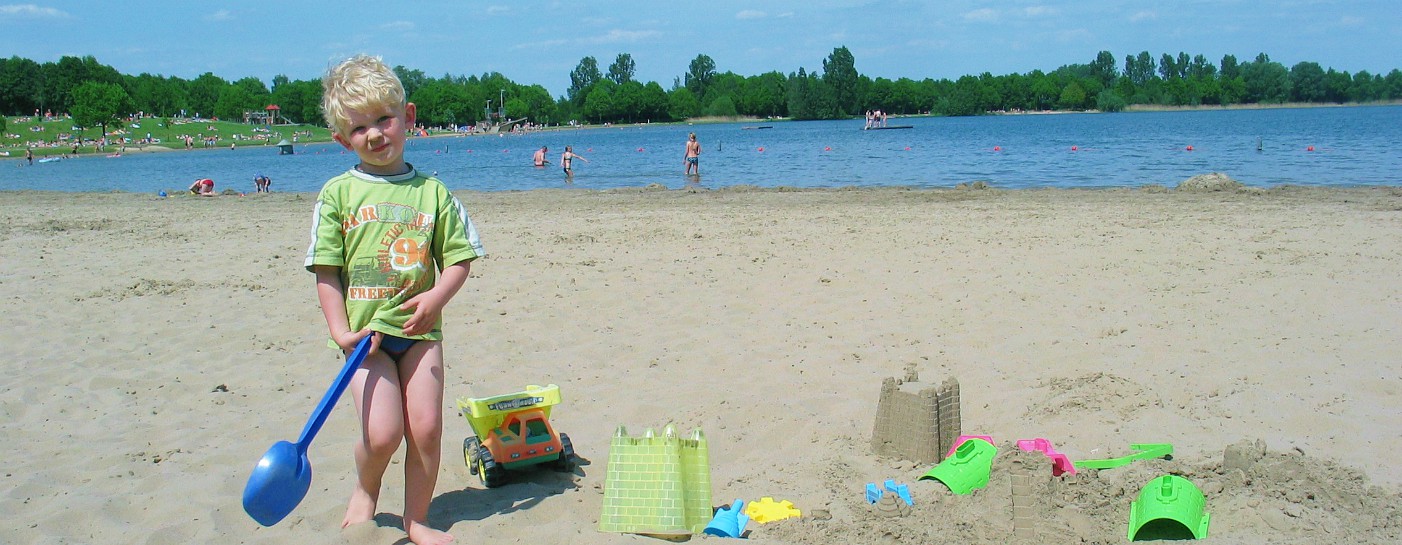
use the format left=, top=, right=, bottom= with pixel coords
left=456, top=384, right=576, bottom=488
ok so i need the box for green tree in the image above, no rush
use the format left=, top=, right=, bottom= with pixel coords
left=1219, top=76, right=1246, bottom=105
left=1095, top=89, right=1127, bottom=112
left=685, top=54, right=716, bottom=99
left=667, top=87, right=700, bottom=120
left=1349, top=70, right=1381, bottom=102
left=410, top=80, right=471, bottom=126
left=187, top=72, right=227, bottom=117
left=613, top=80, right=645, bottom=121
left=1058, top=80, right=1087, bottom=110
left=582, top=79, right=617, bottom=122
left=568, top=56, right=601, bottom=105
left=1289, top=61, right=1327, bottom=102
left=1242, top=53, right=1289, bottom=103
left=786, top=68, right=811, bottom=118
left=739, top=71, right=784, bottom=117
left=70, top=81, right=130, bottom=148
left=0, top=56, right=43, bottom=115
left=822, top=46, right=859, bottom=115
left=516, top=84, right=556, bottom=124
left=215, top=76, right=270, bottom=120
left=1030, top=73, right=1059, bottom=110
left=1091, top=50, right=1118, bottom=85
left=393, top=66, right=428, bottom=101
left=703, top=95, right=738, bottom=117
left=1386, top=69, right=1402, bottom=99
left=607, top=53, right=635, bottom=85
left=1220, top=54, right=1240, bottom=80
left=1126, top=51, right=1156, bottom=86
left=1323, top=69, right=1351, bottom=103
left=640, top=81, right=670, bottom=121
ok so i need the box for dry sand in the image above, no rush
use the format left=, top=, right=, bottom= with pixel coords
left=1, top=185, right=1399, bottom=544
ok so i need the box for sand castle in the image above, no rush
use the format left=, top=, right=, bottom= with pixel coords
left=870, top=369, right=962, bottom=464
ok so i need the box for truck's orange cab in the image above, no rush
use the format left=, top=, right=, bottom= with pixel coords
left=483, top=408, right=565, bottom=469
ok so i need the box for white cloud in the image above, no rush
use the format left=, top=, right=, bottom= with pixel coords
left=584, top=29, right=662, bottom=44
left=1057, top=28, right=1092, bottom=42
left=776, top=12, right=794, bottom=18
left=510, top=39, right=569, bottom=51
left=486, top=6, right=510, bottom=15
left=963, top=8, right=998, bottom=23
left=0, top=4, right=68, bottom=17
left=1023, top=6, right=1056, bottom=18
left=204, top=9, right=233, bottom=22
left=381, top=21, right=415, bottom=31
left=1129, top=10, right=1157, bottom=22
left=736, top=10, right=765, bottom=20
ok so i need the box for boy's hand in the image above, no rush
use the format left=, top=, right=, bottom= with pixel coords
left=400, top=290, right=448, bottom=337
left=332, top=329, right=381, bottom=355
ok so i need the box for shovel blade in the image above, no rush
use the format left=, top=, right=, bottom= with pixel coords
left=242, top=440, right=312, bottom=526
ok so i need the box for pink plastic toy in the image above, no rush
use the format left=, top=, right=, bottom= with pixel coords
left=945, top=435, right=995, bottom=459
left=1015, top=438, right=1076, bottom=476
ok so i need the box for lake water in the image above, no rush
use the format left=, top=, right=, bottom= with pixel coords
left=5, top=105, right=1401, bottom=193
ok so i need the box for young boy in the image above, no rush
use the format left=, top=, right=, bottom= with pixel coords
left=305, top=54, right=483, bottom=545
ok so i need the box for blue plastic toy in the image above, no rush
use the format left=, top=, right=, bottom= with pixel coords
left=884, top=479, right=913, bottom=506
left=704, top=499, right=750, bottom=538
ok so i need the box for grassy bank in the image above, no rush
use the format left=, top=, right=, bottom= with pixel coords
left=2, top=116, right=335, bottom=158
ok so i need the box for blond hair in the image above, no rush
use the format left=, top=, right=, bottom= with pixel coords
left=321, top=54, right=406, bottom=136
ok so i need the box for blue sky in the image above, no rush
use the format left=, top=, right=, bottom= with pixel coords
left=3, top=1, right=1399, bottom=96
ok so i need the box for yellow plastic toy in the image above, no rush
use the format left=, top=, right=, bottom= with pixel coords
left=456, top=384, right=575, bottom=487
left=744, top=497, right=802, bottom=523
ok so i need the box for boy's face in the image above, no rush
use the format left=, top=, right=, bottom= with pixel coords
left=334, top=102, right=417, bottom=176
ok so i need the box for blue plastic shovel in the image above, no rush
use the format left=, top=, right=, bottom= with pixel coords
left=242, top=335, right=373, bottom=526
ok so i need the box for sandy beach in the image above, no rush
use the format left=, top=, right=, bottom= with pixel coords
left=2, top=185, right=1399, bottom=544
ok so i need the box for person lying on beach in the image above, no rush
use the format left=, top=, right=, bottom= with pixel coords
left=305, top=53, right=483, bottom=545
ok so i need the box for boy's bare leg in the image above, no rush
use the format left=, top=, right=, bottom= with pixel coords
left=343, top=353, right=406, bottom=528
left=399, top=341, right=453, bottom=544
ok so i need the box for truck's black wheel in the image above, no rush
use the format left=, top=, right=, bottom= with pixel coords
left=477, top=445, right=507, bottom=488
left=553, top=433, right=577, bottom=472
left=464, top=436, right=481, bottom=474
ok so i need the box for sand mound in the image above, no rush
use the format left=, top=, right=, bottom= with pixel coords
left=1177, top=172, right=1244, bottom=192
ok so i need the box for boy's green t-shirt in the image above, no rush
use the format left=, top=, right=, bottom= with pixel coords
left=304, top=167, right=484, bottom=344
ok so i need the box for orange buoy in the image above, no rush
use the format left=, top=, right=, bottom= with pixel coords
left=1307, top=145, right=1315, bottom=151
left=824, top=146, right=832, bottom=151
left=757, top=147, right=765, bottom=152
left=637, top=147, right=644, bottom=152
left=1186, top=145, right=1194, bottom=151
left=904, top=146, right=911, bottom=151
left=993, top=146, right=1001, bottom=151
left=1071, top=146, right=1078, bottom=151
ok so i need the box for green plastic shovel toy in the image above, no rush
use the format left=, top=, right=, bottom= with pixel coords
left=1073, top=443, right=1173, bottom=470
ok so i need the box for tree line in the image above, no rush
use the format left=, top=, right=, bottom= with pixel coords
left=3, top=47, right=1401, bottom=133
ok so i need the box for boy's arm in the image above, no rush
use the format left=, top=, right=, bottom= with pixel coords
left=400, top=261, right=471, bottom=337
left=314, top=265, right=376, bottom=352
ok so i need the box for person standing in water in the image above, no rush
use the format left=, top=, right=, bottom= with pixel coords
left=561, top=146, right=588, bottom=179
left=532, top=146, right=550, bottom=167
left=684, top=132, right=701, bottom=176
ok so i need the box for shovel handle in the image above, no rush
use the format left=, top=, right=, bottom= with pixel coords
left=295, top=335, right=374, bottom=452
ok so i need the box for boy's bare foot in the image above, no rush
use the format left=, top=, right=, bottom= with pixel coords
left=342, top=489, right=377, bottom=528
left=407, top=520, right=454, bottom=545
